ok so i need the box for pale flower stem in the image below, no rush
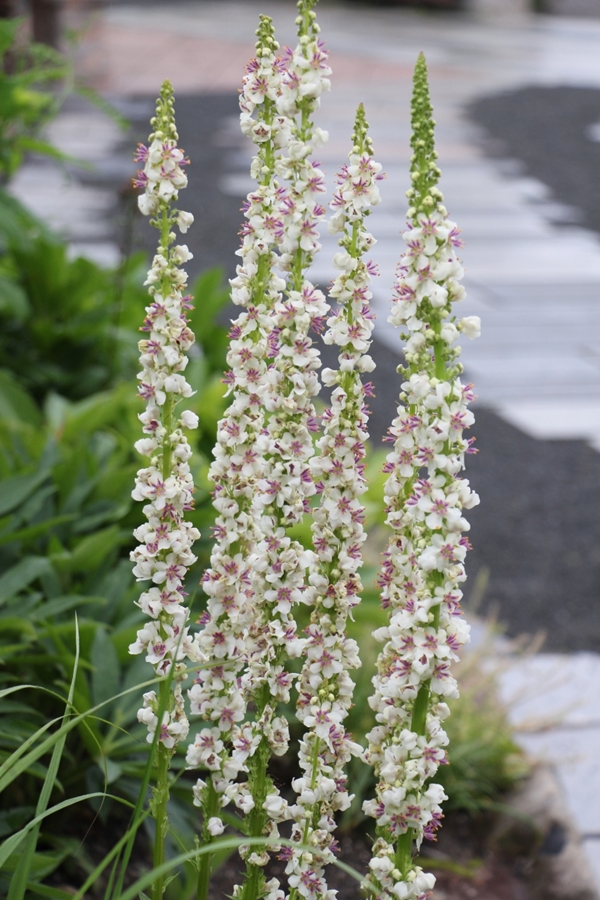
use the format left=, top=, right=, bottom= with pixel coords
left=238, top=2, right=333, bottom=896
left=152, top=688, right=171, bottom=900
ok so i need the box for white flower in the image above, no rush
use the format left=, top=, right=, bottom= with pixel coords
left=364, top=54, right=478, bottom=898
left=177, top=210, right=194, bottom=233
left=138, top=193, right=159, bottom=216
left=459, top=315, right=481, bottom=339
left=172, top=244, right=193, bottom=264
left=207, top=817, right=225, bottom=836
left=180, top=409, right=199, bottom=429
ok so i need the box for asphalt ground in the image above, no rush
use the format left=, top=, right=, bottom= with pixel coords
left=469, top=86, right=600, bottom=234
left=119, top=90, right=600, bottom=653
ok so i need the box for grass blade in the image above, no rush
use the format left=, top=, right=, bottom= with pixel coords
left=0, top=677, right=158, bottom=795
left=114, top=837, right=364, bottom=900
left=0, top=792, right=133, bottom=869
left=8, top=617, right=81, bottom=900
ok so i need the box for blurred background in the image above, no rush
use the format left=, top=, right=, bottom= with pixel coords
left=6, top=0, right=598, bottom=653
left=0, top=0, right=599, bottom=896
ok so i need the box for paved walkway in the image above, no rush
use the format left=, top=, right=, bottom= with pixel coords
left=8, top=1, right=600, bottom=886
left=14, top=4, right=600, bottom=443
left=93, top=1, right=600, bottom=449
left=497, top=649, right=600, bottom=886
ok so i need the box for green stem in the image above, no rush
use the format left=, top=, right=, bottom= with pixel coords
left=433, top=337, right=446, bottom=380
left=288, top=736, right=322, bottom=900
left=303, top=735, right=322, bottom=844
left=240, top=736, right=271, bottom=900
left=240, top=685, right=272, bottom=900
left=162, top=396, right=174, bottom=480
left=395, top=828, right=414, bottom=877
left=151, top=682, right=172, bottom=900
left=394, top=579, right=443, bottom=875
left=350, top=220, right=359, bottom=259
left=410, top=681, right=431, bottom=738
left=197, top=779, right=219, bottom=900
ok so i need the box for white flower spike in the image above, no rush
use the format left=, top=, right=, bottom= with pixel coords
left=130, top=80, right=199, bottom=751
left=363, top=54, right=479, bottom=900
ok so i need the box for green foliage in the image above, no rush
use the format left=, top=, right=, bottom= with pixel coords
left=0, top=18, right=128, bottom=184
left=0, top=184, right=231, bottom=896
left=0, top=188, right=231, bottom=415
left=0, top=19, right=70, bottom=181
left=0, top=236, right=142, bottom=401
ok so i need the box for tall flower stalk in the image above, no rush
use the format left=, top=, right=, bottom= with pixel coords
left=128, top=81, right=200, bottom=900
left=363, top=55, right=480, bottom=900
left=283, top=104, right=383, bottom=900
left=235, top=4, right=333, bottom=898
left=184, top=16, right=291, bottom=900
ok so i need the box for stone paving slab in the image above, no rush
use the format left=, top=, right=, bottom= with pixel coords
left=491, top=650, right=600, bottom=881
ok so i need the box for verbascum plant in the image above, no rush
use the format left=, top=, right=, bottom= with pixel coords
left=284, top=104, right=383, bottom=900
left=126, top=13, right=482, bottom=900
left=240, top=4, right=333, bottom=897
left=184, top=13, right=311, bottom=900
left=128, top=81, right=200, bottom=900
left=362, top=54, right=480, bottom=900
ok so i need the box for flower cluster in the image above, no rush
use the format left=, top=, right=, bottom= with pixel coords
left=283, top=105, right=383, bottom=900
left=185, top=16, right=289, bottom=854
left=229, top=4, right=334, bottom=896
left=128, top=22, right=482, bottom=900
left=129, top=81, right=199, bottom=752
left=362, top=55, right=480, bottom=900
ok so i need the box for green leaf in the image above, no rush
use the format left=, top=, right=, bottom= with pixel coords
left=0, top=514, right=76, bottom=548
left=0, top=807, right=34, bottom=839
left=3, top=849, right=66, bottom=880
left=43, top=393, right=69, bottom=434
left=0, top=188, right=48, bottom=246
left=0, top=793, right=130, bottom=871
left=190, top=268, right=229, bottom=344
left=26, top=883, right=77, bottom=900
left=0, top=370, right=42, bottom=426
left=61, top=388, right=128, bottom=442
left=0, top=276, right=29, bottom=320
left=6, top=618, right=81, bottom=900
left=32, top=594, right=106, bottom=621
left=0, top=472, right=49, bottom=517
left=196, top=376, right=228, bottom=438
left=0, top=557, right=51, bottom=606
left=0, top=616, right=37, bottom=641
left=68, top=525, right=121, bottom=573
left=91, top=627, right=120, bottom=713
